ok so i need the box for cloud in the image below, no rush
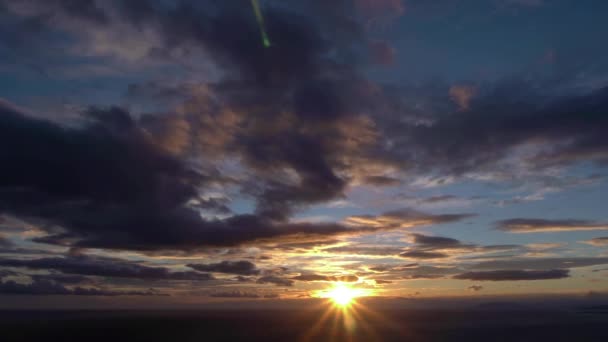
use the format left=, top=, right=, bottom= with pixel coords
left=0, top=99, right=405, bottom=251
left=470, top=257, right=608, bottom=271
left=374, top=279, right=392, bottom=285
left=0, top=279, right=164, bottom=296
left=346, top=209, right=475, bottom=229
left=187, top=261, right=260, bottom=276
left=0, top=255, right=214, bottom=281
left=377, top=84, right=608, bottom=177
left=454, top=269, right=569, bottom=281
left=468, top=285, right=483, bottom=291
left=369, top=40, right=396, bottom=66
left=0, top=269, right=16, bottom=278
left=0, top=0, right=408, bottom=252
left=409, top=233, right=461, bottom=247
left=419, top=195, right=459, bottom=204
left=292, top=274, right=359, bottom=283
left=256, top=276, right=294, bottom=287
left=399, top=250, right=449, bottom=259
left=209, top=290, right=261, bottom=299
left=323, top=245, right=404, bottom=256
left=30, top=274, right=92, bottom=285
left=582, top=237, right=608, bottom=246
left=401, top=266, right=462, bottom=279
left=355, top=0, right=406, bottom=20
left=0, top=235, right=12, bottom=247
left=497, top=218, right=608, bottom=233
left=449, top=85, right=477, bottom=111
left=362, top=175, right=401, bottom=186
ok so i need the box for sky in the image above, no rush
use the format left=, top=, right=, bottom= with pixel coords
left=0, top=0, right=607, bottom=307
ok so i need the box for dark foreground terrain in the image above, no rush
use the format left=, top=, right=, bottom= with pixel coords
left=1, top=306, right=607, bottom=342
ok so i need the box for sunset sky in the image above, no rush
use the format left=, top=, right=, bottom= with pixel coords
left=1, top=0, right=607, bottom=308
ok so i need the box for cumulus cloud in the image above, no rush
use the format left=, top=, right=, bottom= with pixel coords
left=0, top=102, right=413, bottom=251
left=454, top=269, right=569, bottom=281
left=497, top=218, right=608, bottom=233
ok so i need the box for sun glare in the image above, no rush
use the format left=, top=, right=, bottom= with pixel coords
left=325, top=284, right=365, bottom=307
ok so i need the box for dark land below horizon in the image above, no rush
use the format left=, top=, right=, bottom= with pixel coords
left=2, top=304, right=607, bottom=342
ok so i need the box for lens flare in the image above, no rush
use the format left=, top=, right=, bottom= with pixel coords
left=324, top=283, right=368, bottom=308
left=250, top=0, right=271, bottom=47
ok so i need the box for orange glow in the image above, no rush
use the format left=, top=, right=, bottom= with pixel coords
left=320, top=283, right=371, bottom=308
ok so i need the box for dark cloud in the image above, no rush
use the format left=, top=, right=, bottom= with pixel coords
left=400, top=233, right=515, bottom=260
left=256, top=276, right=294, bottom=287
left=323, top=245, right=403, bottom=256
left=454, top=269, right=569, bottom=281
left=28, top=0, right=109, bottom=25
left=292, top=274, right=358, bottom=283
left=234, top=276, right=252, bottom=282
left=0, top=0, right=402, bottom=252
left=0, top=279, right=163, bottom=296
left=368, top=40, right=396, bottom=66
left=209, top=290, right=261, bottom=299
left=401, top=266, right=462, bottom=279
left=410, top=233, right=460, bottom=247
left=0, top=269, right=16, bottom=278
left=187, top=261, right=260, bottom=276
left=420, top=195, right=459, bottom=204
left=363, top=175, right=401, bottom=186
left=374, top=279, right=392, bottom=285
left=30, top=274, right=92, bottom=285
left=274, top=239, right=342, bottom=250
left=399, top=250, right=449, bottom=259
left=98, top=0, right=372, bottom=221
left=470, top=257, right=608, bottom=271
left=378, top=84, right=608, bottom=176
left=0, top=234, right=12, bottom=247
left=0, top=255, right=214, bottom=281
left=369, top=263, right=418, bottom=272
left=497, top=218, right=608, bottom=233
left=468, top=285, right=483, bottom=291
left=0, top=103, right=394, bottom=251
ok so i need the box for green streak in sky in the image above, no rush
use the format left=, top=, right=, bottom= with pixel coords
left=251, top=0, right=271, bottom=47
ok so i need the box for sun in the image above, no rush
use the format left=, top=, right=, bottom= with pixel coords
left=326, top=284, right=364, bottom=307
